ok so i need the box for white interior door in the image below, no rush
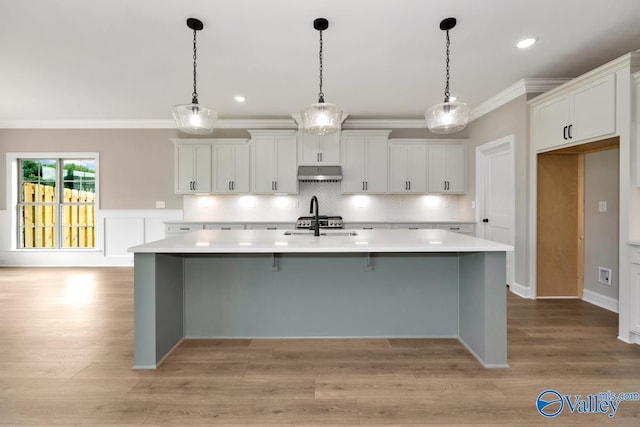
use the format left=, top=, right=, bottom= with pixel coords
left=477, top=136, right=515, bottom=286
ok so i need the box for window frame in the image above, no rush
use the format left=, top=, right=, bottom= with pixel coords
left=8, top=152, right=100, bottom=251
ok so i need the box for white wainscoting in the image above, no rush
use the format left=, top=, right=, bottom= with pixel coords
left=0, top=209, right=182, bottom=267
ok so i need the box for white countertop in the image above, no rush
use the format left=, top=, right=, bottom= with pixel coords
left=129, top=229, right=512, bottom=254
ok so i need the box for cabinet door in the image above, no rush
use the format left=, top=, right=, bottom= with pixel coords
left=232, top=144, right=250, bottom=193
left=298, top=132, right=321, bottom=164
left=193, top=145, right=211, bottom=193
left=571, top=73, right=616, bottom=142
left=213, top=145, right=235, bottom=193
left=364, top=136, right=388, bottom=193
left=407, top=144, right=427, bottom=193
left=319, top=133, right=340, bottom=164
left=389, top=144, right=409, bottom=193
left=341, top=136, right=367, bottom=193
left=428, top=144, right=465, bottom=193
left=428, top=145, right=448, bottom=193
left=253, top=137, right=276, bottom=193
left=175, top=145, right=196, bottom=193
left=275, top=137, right=298, bottom=193
left=631, top=261, right=640, bottom=334
left=532, top=95, right=571, bottom=152
left=445, top=144, right=465, bottom=193
left=175, top=144, right=211, bottom=194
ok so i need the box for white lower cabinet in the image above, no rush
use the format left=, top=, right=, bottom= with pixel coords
left=391, top=223, right=433, bottom=230
left=631, top=246, right=640, bottom=334
left=246, top=223, right=295, bottom=230
left=436, top=224, right=475, bottom=235
left=344, top=223, right=392, bottom=230
left=204, top=224, right=245, bottom=230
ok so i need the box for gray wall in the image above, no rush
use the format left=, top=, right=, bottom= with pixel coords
left=584, top=148, right=619, bottom=299
left=460, top=94, right=530, bottom=288
left=0, top=128, right=250, bottom=210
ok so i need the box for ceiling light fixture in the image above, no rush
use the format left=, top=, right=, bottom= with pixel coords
left=516, top=37, right=537, bottom=49
left=425, top=17, right=469, bottom=134
left=171, top=18, right=217, bottom=135
left=300, top=18, right=343, bottom=135
left=234, top=95, right=246, bottom=102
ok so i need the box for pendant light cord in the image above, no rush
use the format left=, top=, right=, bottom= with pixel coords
left=318, top=29, right=325, bottom=103
left=192, top=28, right=199, bottom=104
left=444, top=29, right=451, bottom=103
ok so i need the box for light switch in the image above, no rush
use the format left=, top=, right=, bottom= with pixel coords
left=598, top=201, right=607, bottom=212
left=155, top=201, right=166, bottom=209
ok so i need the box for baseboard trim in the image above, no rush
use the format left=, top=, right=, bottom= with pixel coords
left=509, top=281, right=533, bottom=299
left=582, top=289, right=619, bottom=313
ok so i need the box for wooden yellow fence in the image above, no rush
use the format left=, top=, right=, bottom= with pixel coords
left=22, top=183, right=95, bottom=248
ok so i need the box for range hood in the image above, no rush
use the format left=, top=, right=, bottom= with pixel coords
left=297, top=165, right=342, bottom=182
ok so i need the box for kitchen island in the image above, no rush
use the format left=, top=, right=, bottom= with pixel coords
left=129, top=229, right=512, bottom=369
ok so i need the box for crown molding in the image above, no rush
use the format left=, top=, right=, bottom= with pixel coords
left=342, top=119, right=426, bottom=129
left=0, top=119, right=298, bottom=130
left=469, top=78, right=570, bottom=122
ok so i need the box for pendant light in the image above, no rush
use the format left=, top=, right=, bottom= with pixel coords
left=425, top=17, right=469, bottom=134
left=300, top=18, right=343, bottom=135
left=172, top=18, right=217, bottom=135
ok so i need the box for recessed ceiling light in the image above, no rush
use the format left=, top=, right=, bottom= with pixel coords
left=234, top=95, right=246, bottom=102
left=516, top=37, right=537, bottom=49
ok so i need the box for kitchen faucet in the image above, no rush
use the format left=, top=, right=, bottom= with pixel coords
left=309, top=196, right=320, bottom=236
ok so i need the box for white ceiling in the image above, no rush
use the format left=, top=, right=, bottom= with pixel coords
left=2, top=0, right=640, bottom=123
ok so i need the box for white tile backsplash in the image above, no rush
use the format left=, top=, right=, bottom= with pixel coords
left=183, top=182, right=464, bottom=221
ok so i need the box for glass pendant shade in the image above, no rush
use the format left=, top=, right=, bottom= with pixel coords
left=300, top=102, right=343, bottom=135
left=172, top=103, right=217, bottom=135
left=425, top=100, right=470, bottom=134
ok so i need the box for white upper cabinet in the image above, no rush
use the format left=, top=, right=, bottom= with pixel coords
left=250, top=130, right=298, bottom=194
left=532, top=73, right=616, bottom=152
left=298, top=131, right=341, bottom=164
left=341, top=130, right=390, bottom=194
left=173, top=141, right=212, bottom=194
left=428, top=143, right=466, bottom=194
left=212, top=141, right=250, bottom=194
left=388, top=140, right=427, bottom=193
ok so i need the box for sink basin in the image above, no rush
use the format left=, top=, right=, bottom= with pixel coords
left=283, top=231, right=357, bottom=237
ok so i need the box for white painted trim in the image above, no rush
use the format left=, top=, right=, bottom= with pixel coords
left=582, top=289, right=619, bottom=313
left=458, top=337, right=509, bottom=369
left=342, top=119, right=426, bottom=129
left=469, top=78, right=569, bottom=122
left=509, top=282, right=533, bottom=299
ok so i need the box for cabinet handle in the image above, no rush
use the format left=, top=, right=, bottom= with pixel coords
left=179, top=227, right=190, bottom=231
left=450, top=227, right=460, bottom=230
left=409, top=227, right=419, bottom=230
left=408, top=181, right=411, bottom=190
left=568, top=124, right=573, bottom=139
left=482, top=218, right=489, bottom=223
left=317, top=153, right=320, bottom=162
left=274, top=181, right=277, bottom=191
left=365, top=181, right=368, bottom=191
left=319, top=152, right=323, bottom=162
left=405, top=181, right=408, bottom=190
left=232, top=181, right=235, bottom=191
left=193, top=181, right=197, bottom=191
left=267, top=227, right=277, bottom=230
left=563, top=125, right=568, bottom=140
left=271, top=181, right=274, bottom=191
left=363, top=227, right=373, bottom=230
left=221, top=227, right=231, bottom=230
left=228, top=181, right=231, bottom=190
left=362, top=181, right=365, bottom=191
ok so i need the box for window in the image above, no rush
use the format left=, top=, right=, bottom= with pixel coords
left=18, top=157, right=97, bottom=249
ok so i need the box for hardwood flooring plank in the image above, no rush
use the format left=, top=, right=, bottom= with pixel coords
left=0, top=378, right=138, bottom=399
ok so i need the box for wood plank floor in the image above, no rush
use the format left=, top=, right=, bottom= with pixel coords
left=0, top=267, right=639, bottom=425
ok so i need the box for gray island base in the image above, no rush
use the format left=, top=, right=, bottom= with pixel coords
left=131, top=229, right=509, bottom=369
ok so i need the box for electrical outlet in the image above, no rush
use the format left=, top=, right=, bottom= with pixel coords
left=598, top=267, right=612, bottom=286
left=155, top=201, right=166, bottom=209
left=598, top=201, right=607, bottom=212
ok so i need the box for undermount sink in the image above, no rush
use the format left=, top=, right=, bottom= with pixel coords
left=283, top=230, right=358, bottom=237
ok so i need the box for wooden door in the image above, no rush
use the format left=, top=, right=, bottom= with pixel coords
left=537, top=153, right=584, bottom=297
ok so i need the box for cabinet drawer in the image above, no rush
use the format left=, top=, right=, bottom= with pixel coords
left=437, top=224, right=474, bottom=234
left=166, top=224, right=204, bottom=233
left=391, top=223, right=433, bottom=230
left=631, top=247, right=640, bottom=265
left=204, top=224, right=244, bottom=230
